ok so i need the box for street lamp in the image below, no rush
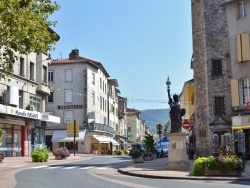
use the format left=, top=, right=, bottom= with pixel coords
left=166, top=76, right=171, bottom=91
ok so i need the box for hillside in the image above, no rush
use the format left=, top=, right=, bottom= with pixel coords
left=140, top=109, right=170, bottom=132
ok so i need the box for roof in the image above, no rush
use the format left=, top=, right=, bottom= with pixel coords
left=52, top=56, right=110, bottom=77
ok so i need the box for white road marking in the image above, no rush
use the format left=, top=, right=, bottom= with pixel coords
left=79, top=166, right=95, bottom=169
left=31, top=165, right=48, bottom=169
left=63, top=166, right=80, bottom=169
left=45, top=166, right=63, bottom=169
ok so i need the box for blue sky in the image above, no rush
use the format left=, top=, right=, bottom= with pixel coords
left=49, top=0, right=193, bottom=110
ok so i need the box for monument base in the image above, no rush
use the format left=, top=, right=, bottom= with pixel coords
left=166, top=132, right=190, bottom=170
left=166, top=161, right=190, bottom=170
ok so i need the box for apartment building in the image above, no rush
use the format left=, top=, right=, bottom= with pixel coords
left=0, top=52, right=60, bottom=157
left=191, top=0, right=250, bottom=158
left=126, top=108, right=145, bottom=143
left=46, top=49, right=119, bottom=154
left=221, top=0, right=250, bottom=159
left=117, top=96, right=128, bottom=149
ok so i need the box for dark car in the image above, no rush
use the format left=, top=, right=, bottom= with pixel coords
left=156, top=142, right=169, bottom=157
left=156, top=145, right=164, bottom=158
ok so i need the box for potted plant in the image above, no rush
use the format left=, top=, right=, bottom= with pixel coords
left=31, top=146, right=49, bottom=162
left=53, top=147, right=70, bottom=159
left=143, top=134, right=156, bottom=160
left=191, top=141, right=245, bottom=176
left=129, top=143, right=144, bottom=163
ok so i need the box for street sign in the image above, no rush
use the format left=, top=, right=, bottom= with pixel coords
left=128, top=133, right=133, bottom=139
left=67, top=121, right=79, bottom=137
left=156, top=124, right=163, bottom=130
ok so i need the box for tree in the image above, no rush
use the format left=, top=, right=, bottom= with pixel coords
left=0, top=0, right=60, bottom=76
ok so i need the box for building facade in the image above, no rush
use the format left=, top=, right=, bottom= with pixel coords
left=191, top=0, right=233, bottom=156
left=46, top=49, right=119, bottom=154
left=0, top=52, right=60, bottom=157
left=221, top=0, right=250, bottom=159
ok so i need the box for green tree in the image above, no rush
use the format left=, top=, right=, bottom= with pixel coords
left=0, top=0, right=60, bottom=76
left=143, top=134, right=156, bottom=155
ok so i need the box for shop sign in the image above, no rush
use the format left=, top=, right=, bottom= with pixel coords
left=7, top=106, right=40, bottom=119
left=0, top=104, right=6, bottom=113
left=58, top=105, right=83, bottom=110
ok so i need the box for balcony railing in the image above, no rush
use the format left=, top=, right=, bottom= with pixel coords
left=88, top=123, right=114, bottom=134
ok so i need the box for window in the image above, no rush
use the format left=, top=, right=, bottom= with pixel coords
left=212, top=60, right=222, bottom=76
left=29, top=95, right=42, bottom=112
left=214, top=97, right=225, bottom=115
left=128, top=127, right=131, bottom=132
left=237, top=1, right=247, bottom=18
left=240, top=78, right=250, bottom=105
left=20, top=57, right=24, bottom=76
left=92, top=91, right=95, bottom=105
left=92, top=72, right=95, bottom=84
left=30, top=62, right=34, bottom=81
left=48, top=91, right=54, bottom=103
left=100, top=95, right=102, bottom=109
left=48, top=70, right=54, bottom=82
left=64, top=111, right=73, bottom=124
left=65, top=69, right=72, bottom=82
left=42, top=66, right=47, bottom=83
left=237, top=33, right=250, bottom=62
left=100, top=78, right=102, bottom=89
left=65, top=89, right=73, bottom=103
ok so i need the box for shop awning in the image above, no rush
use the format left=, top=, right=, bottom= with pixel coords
left=110, top=139, right=119, bottom=145
left=93, top=135, right=119, bottom=145
left=232, top=126, right=250, bottom=130
left=51, top=130, right=86, bottom=142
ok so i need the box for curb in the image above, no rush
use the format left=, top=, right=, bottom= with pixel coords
left=117, top=168, right=250, bottom=181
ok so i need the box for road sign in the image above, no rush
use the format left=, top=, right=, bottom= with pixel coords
left=67, top=121, right=79, bottom=137
left=156, top=124, right=163, bottom=130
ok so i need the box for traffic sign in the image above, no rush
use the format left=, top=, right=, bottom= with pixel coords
left=67, top=121, right=79, bottom=137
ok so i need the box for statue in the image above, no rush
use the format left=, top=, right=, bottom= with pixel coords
left=167, top=82, right=186, bottom=133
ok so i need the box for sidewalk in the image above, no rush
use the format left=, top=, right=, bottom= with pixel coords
left=118, top=157, right=250, bottom=181
left=0, top=153, right=88, bottom=172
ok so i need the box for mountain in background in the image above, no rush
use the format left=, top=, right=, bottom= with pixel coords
left=140, top=109, right=170, bottom=132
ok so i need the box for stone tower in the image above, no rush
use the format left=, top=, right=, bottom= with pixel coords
left=191, top=0, right=232, bottom=156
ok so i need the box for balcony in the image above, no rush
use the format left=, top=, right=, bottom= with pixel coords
left=88, top=123, right=114, bottom=134
left=36, top=82, right=50, bottom=95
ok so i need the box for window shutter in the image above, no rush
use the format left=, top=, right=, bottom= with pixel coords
left=64, top=111, right=73, bottom=123
left=231, top=79, right=240, bottom=107
left=65, top=69, right=72, bottom=82
left=237, top=34, right=243, bottom=62
left=241, top=33, right=250, bottom=61
left=65, top=90, right=72, bottom=103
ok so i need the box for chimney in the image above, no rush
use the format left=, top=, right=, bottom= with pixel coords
left=69, top=49, right=79, bottom=60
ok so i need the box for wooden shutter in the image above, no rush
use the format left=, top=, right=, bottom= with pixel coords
left=237, top=34, right=243, bottom=62
left=231, top=80, right=240, bottom=107
left=241, top=33, right=250, bottom=61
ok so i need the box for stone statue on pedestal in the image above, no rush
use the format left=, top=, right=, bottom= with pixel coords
left=167, top=90, right=186, bottom=133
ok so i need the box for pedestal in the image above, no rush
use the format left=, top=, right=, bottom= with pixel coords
left=166, top=132, right=190, bottom=170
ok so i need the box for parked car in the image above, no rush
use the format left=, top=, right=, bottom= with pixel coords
left=156, top=142, right=169, bottom=157
left=156, top=145, right=164, bottom=158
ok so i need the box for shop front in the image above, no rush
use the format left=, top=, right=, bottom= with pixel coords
left=91, top=135, right=119, bottom=155
left=51, top=130, right=86, bottom=153
left=232, top=115, right=250, bottom=160
left=0, top=104, right=60, bottom=157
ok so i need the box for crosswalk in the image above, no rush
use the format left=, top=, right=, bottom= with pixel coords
left=30, top=165, right=111, bottom=170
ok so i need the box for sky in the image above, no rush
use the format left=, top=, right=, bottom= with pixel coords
left=49, top=0, right=193, bottom=110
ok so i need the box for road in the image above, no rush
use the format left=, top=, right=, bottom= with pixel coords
left=10, top=156, right=250, bottom=188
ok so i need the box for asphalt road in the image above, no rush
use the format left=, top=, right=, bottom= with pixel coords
left=13, top=156, right=250, bottom=188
